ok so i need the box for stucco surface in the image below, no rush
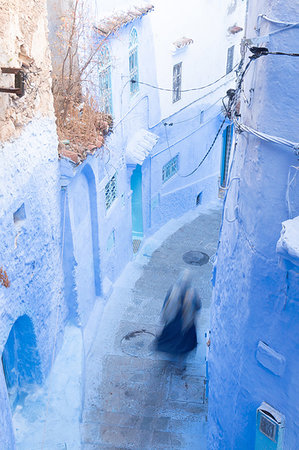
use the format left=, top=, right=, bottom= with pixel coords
left=208, top=1, right=299, bottom=448
left=0, top=118, right=64, bottom=441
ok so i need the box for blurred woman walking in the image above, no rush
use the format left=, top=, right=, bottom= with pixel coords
left=154, top=270, right=201, bottom=362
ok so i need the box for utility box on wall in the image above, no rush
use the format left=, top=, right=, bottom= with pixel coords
left=255, top=403, right=285, bottom=450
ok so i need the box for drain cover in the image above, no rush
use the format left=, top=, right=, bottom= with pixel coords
left=121, top=330, right=155, bottom=357
left=183, top=251, right=209, bottom=266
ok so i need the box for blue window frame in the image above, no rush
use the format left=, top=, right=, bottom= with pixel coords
left=129, top=28, right=139, bottom=95
left=99, top=45, right=112, bottom=114
left=162, top=154, right=179, bottom=183
left=105, top=173, right=117, bottom=210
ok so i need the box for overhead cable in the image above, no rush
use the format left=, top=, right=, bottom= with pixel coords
left=130, top=63, right=239, bottom=93
left=235, top=122, right=299, bottom=155
left=163, top=118, right=226, bottom=178
left=257, top=14, right=299, bottom=27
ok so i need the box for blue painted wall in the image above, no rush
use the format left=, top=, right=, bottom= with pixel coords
left=148, top=102, right=226, bottom=234
left=0, top=118, right=65, bottom=444
left=208, top=1, right=299, bottom=448
left=89, top=12, right=241, bottom=249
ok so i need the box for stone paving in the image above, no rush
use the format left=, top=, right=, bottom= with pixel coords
left=81, top=206, right=222, bottom=449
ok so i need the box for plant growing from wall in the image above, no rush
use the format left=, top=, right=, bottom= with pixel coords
left=0, top=267, right=10, bottom=288
left=51, top=0, right=113, bottom=163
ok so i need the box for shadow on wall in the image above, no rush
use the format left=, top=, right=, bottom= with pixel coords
left=1, top=315, right=42, bottom=410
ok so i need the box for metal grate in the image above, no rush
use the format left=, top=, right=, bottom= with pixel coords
left=132, top=239, right=141, bottom=253
left=259, top=415, right=277, bottom=442
left=173, top=62, right=182, bottom=103
left=162, top=154, right=179, bottom=183
left=129, top=28, right=139, bottom=95
left=105, top=173, right=117, bottom=210
left=99, top=46, right=113, bottom=114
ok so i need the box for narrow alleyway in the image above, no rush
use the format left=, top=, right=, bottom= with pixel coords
left=82, top=205, right=222, bottom=449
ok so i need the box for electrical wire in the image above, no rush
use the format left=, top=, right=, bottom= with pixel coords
left=257, top=14, right=299, bottom=27
left=163, top=118, right=226, bottom=178
left=234, top=122, right=299, bottom=155
left=163, top=97, right=223, bottom=126
left=129, top=62, right=239, bottom=93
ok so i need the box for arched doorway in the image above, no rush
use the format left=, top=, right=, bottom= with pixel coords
left=1, top=315, right=42, bottom=409
left=67, top=164, right=101, bottom=325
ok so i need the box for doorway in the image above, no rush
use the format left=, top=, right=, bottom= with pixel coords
left=130, top=164, right=143, bottom=253
left=1, top=315, right=42, bottom=409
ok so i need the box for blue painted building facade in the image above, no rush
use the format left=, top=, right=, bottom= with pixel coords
left=59, top=0, right=246, bottom=343
left=208, top=1, right=299, bottom=448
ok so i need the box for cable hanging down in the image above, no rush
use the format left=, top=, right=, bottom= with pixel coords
left=164, top=118, right=227, bottom=179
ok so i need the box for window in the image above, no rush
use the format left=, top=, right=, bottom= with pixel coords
left=99, top=46, right=112, bottom=114
left=129, top=28, right=139, bottom=95
left=162, top=155, right=179, bottom=183
left=105, top=173, right=117, bottom=210
left=220, top=125, right=233, bottom=187
left=226, top=46, right=234, bottom=74
left=173, top=62, right=182, bottom=103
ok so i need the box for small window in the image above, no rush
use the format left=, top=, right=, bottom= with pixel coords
left=105, top=173, right=117, bottom=210
left=162, top=155, right=179, bottom=183
left=129, top=28, right=139, bottom=95
left=99, top=46, right=113, bottom=114
left=226, top=46, right=234, bottom=74
left=173, top=62, right=182, bottom=103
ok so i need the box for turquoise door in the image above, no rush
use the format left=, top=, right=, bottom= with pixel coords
left=220, top=125, right=233, bottom=187
left=130, top=164, right=143, bottom=240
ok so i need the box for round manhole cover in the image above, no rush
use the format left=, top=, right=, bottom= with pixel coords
left=121, top=330, right=156, bottom=357
left=183, top=251, right=209, bottom=266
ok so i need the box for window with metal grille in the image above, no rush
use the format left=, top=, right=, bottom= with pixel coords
left=173, top=62, right=182, bottom=103
left=99, top=46, right=113, bottom=114
left=162, top=154, right=179, bottom=183
left=105, top=173, right=117, bottom=210
left=226, top=46, right=234, bottom=74
left=129, top=28, right=139, bottom=95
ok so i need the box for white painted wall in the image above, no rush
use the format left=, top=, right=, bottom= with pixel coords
left=150, top=0, right=247, bottom=119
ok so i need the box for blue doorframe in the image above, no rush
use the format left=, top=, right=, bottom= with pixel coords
left=130, top=164, right=143, bottom=239
left=220, top=125, right=233, bottom=187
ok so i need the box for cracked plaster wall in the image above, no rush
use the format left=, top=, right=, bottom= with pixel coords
left=0, top=1, right=65, bottom=446
left=0, top=0, right=54, bottom=142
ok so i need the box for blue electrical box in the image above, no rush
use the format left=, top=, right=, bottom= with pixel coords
left=255, top=402, right=285, bottom=450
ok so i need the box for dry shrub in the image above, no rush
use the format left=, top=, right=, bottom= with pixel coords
left=51, top=0, right=112, bottom=163
left=55, top=93, right=112, bottom=161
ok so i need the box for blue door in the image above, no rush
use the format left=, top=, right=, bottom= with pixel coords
left=220, top=125, right=233, bottom=187
left=130, top=164, right=143, bottom=240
